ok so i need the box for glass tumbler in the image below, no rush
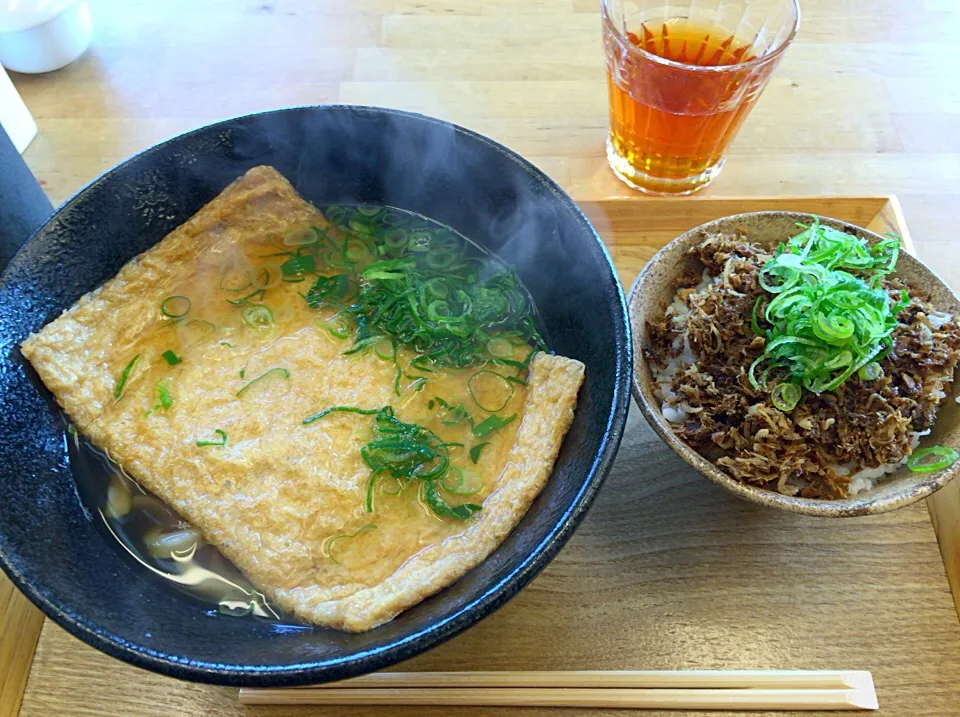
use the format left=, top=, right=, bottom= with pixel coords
left=602, top=0, right=800, bottom=195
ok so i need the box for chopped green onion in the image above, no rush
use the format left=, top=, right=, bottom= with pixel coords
left=423, top=482, right=481, bottom=519
left=472, top=413, right=517, bottom=439
left=859, top=362, right=883, bottom=381
left=434, top=397, right=474, bottom=427
left=907, top=446, right=958, bottom=473
left=250, top=264, right=280, bottom=290
left=771, top=382, right=801, bottom=412
left=196, top=429, right=227, bottom=447
left=410, top=376, right=427, bottom=392
left=381, top=210, right=403, bottom=226
left=283, top=225, right=319, bottom=247
left=161, top=350, right=182, bottom=366
left=303, top=404, right=482, bottom=520
left=468, top=370, right=515, bottom=412
left=348, top=219, right=372, bottom=235
left=226, top=287, right=265, bottom=306
left=113, top=354, right=141, bottom=400
left=486, top=337, right=514, bottom=358
left=492, top=356, right=531, bottom=376
left=236, top=367, right=290, bottom=397
left=383, top=228, right=408, bottom=252
left=374, top=339, right=396, bottom=361
left=812, top=313, right=855, bottom=345
left=299, top=204, right=547, bottom=371
left=344, top=237, right=372, bottom=264
left=219, top=269, right=251, bottom=293
left=409, top=231, right=432, bottom=252
left=426, top=278, right=449, bottom=299
left=469, top=442, right=490, bottom=464
left=281, top=254, right=315, bottom=276
left=242, top=304, right=274, bottom=329
left=160, top=295, right=191, bottom=319
left=425, top=248, right=458, bottom=270
left=324, top=523, right=377, bottom=565
left=325, top=316, right=351, bottom=340
left=343, top=334, right=387, bottom=356
left=379, top=475, right=404, bottom=496
left=750, top=218, right=908, bottom=395
left=750, top=296, right=765, bottom=336
left=302, top=405, right=380, bottom=425
left=305, top=273, right=353, bottom=308
left=155, top=382, right=173, bottom=410
left=440, top=466, right=483, bottom=495
left=325, top=206, right=346, bottom=225
left=183, top=319, right=216, bottom=341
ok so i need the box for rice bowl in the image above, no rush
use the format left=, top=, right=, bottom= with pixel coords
left=630, top=211, right=960, bottom=516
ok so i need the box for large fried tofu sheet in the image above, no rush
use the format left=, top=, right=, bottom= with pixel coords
left=22, top=166, right=584, bottom=631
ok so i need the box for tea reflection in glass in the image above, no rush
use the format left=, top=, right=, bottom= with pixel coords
left=602, top=0, right=800, bottom=195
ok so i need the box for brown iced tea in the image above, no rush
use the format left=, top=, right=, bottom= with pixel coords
left=602, top=3, right=798, bottom=194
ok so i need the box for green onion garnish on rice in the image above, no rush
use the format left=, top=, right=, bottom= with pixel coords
left=770, top=382, right=801, bottom=412
left=907, top=446, right=959, bottom=473
left=750, top=218, right=909, bottom=397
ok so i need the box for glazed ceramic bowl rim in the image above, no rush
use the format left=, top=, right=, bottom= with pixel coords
left=630, top=210, right=960, bottom=517
left=0, top=105, right=632, bottom=684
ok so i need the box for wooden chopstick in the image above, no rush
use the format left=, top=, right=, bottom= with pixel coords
left=298, top=669, right=871, bottom=690
left=238, top=670, right=879, bottom=710
left=240, top=687, right=877, bottom=710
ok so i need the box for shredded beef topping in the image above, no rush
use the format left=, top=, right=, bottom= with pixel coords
left=646, top=233, right=960, bottom=499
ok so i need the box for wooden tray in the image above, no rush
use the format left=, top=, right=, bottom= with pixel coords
left=4, top=197, right=960, bottom=717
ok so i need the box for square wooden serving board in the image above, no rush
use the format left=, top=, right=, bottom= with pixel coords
left=4, top=196, right=960, bottom=717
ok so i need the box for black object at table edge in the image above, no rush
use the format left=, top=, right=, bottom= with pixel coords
left=0, top=125, right=52, bottom=270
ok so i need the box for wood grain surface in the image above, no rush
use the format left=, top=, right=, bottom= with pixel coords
left=0, top=580, right=43, bottom=717
left=4, top=0, right=960, bottom=714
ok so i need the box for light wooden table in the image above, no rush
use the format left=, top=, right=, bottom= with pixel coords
left=3, top=0, right=960, bottom=715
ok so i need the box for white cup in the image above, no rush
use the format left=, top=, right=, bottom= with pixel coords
left=0, top=0, right=93, bottom=74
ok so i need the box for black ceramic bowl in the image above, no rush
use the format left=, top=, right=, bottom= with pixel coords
left=0, top=106, right=630, bottom=686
